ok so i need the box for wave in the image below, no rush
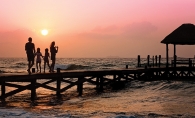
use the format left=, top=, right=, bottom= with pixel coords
left=0, top=70, right=6, bottom=73
left=15, top=62, right=26, bottom=66
left=127, top=80, right=195, bottom=93
left=0, top=69, right=26, bottom=73
left=54, top=64, right=92, bottom=70
left=9, top=65, right=24, bottom=68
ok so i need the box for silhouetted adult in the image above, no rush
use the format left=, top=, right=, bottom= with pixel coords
left=25, top=37, right=35, bottom=74
left=50, top=41, right=58, bottom=72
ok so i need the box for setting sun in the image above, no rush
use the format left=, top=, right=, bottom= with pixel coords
left=41, top=29, right=48, bottom=36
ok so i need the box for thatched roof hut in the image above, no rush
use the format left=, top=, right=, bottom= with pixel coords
left=161, top=23, right=195, bottom=67
left=161, top=23, right=195, bottom=45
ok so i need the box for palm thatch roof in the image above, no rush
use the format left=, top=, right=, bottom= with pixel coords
left=161, top=23, right=195, bottom=45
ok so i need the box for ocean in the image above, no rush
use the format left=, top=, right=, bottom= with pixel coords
left=0, top=58, right=195, bottom=118
left=0, top=58, right=139, bottom=73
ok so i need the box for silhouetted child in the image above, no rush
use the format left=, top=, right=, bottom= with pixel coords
left=34, top=48, right=43, bottom=73
left=43, top=48, right=51, bottom=73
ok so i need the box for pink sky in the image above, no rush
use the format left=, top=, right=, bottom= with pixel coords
left=0, top=0, right=195, bottom=58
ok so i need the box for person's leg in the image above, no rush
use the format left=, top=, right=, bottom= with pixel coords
left=51, top=60, right=53, bottom=71
left=27, top=54, right=30, bottom=71
left=27, top=61, right=31, bottom=72
left=29, top=55, right=34, bottom=70
left=36, top=62, right=38, bottom=72
left=27, top=54, right=34, bottom=74
left=27, top=55, right=31, bottom=71
left=53, top=60, right=56, bottom=72
left=28, top=61, right=30, bottom=70
left=51, top=60, right=55, bottom=72
left=46, top=61, right=50, bottom=72
left=44, top=62, right=46, bottom=73
left=47, top=62, right=51, bottom=71
left=39, top=62, right=41, bottom=73
left=31, top=60, right=34, bottom=68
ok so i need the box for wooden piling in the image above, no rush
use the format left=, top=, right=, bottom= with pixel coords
left=99, top=76, right=104, bottom=92
left=152, top=56, right=154, bottom=67
left=113, top=75, right=116, bottom=81
left=159, top=55, right=161, bottom=67
left=78, top=77, right=83, bottom=96
left=96, top=77, right=100, bottom=89
left=31, top=79, right=36, bottom=101
left=174, top=55, right=177, bottom=68
left=137, top=55, right=141, bottom=67
left=155, top=55, right=158, bottom=66
left=56, top=68, right=61, bottom=98
left=1, top=81, right=5, bottom=102
left=147, top=55, right=150, bottom=66
left=126, top=65, right=128, bottom=69
left=57, top=68, right=61, bottom=73
left=56, top=78, right=61, bottom=98
left=189, top=58, right=192, bottom=67
left=32, top=68, right=35, bottom=73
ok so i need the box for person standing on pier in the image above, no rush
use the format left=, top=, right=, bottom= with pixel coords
left=43, top=48, right=51, bottom=73
left=25, top=37, right=35, bottom=74
left=50, top=41, right=58, bottom=72
left=34, top=48, right=43, bottom=73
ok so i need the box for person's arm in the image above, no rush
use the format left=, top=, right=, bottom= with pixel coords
left=25, top=43, right=27, bottom=51
left=33, top=44, right=36, bottom=54
left=56, top=46, right=58, bottom=53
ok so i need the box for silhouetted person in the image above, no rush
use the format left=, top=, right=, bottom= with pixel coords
left=50, top=41, right=58, bottom=72
left=34, top=48, right=43, bottom=73
left=43, top=48, right=51, bottom=73
left=25, top=37, right=35, bottom=74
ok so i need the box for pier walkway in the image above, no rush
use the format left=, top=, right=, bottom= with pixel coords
left=0, top=67, right=195, bottom=102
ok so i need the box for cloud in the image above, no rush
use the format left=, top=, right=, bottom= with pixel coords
left=70, top=21, right=158, bottom=40
left=91, top=25, right=119, bottom=34
left=0, top=29, right=37, bottom=57
left=0, top=29, right=35, bottom=42
left=121, top=21, right=158, bottom=39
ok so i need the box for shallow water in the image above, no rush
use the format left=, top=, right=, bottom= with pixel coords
left=0, top=80, right=195, bottom=118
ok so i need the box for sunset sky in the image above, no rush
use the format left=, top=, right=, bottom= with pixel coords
left=1, top=0, right=195, bottom=58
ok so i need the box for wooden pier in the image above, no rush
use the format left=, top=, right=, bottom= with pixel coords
left=1, top=66, right=195, bottom=103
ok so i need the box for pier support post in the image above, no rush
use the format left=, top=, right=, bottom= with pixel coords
left=189, top=58, right=192, bottom=67
left=77, top=77, right=83, bottom=96
left=57, top=68, right=61, bottom=73
left=31, top=79, right=36, bottom=102
left=166, top=44, right=169, bottom=68
left=56, top=78, right=61, bottom=98
left=32, top=68, right=35, bottom=73
left=1, top=81, right=5, bottom=102
left=134, top=73, right=137, bottom=79
left=99, top=76, right=104, bottom=92
left=155, top=55, right=157, bottom=66
left=96, top=77, right=100, bottom=89
left=113, top=75, right=116, bottom=81
left=137, top=55, right=141, bottom=67
left=189, top=58, right=192, bottom=76
left=56, top=68, right=61, bottom=98
left=126, top=65, right=128, bottom=69
left=152, top=56, right=154, bottom=67
left=95, top=76, right=104, bottom=92
left=174, top=55, right=177, bottom=68
left=159, top=55, right=161, bottom=67
left=147, top=55, right=150, bottom=67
